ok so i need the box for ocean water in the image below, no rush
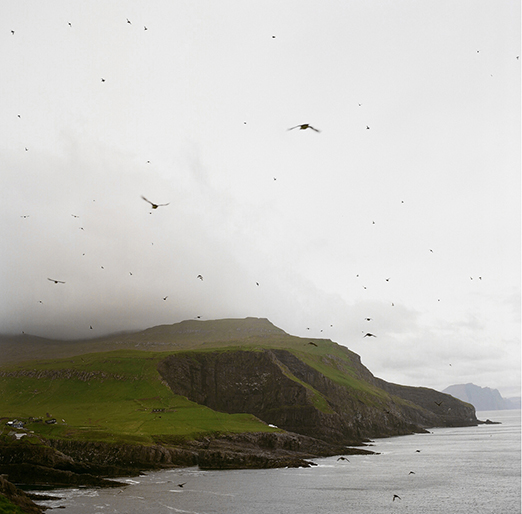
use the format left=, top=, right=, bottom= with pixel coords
left=28, top=410, right=521, bottom=514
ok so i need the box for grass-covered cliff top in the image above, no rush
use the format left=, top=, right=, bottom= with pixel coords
left=0, top=318, right=447, bottom=446
left=0, top=349, right=278, bottom=445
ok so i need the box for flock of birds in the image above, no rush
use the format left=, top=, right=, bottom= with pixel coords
left=33, top=129, right=486, bottom=337
left=10, top=16, right=496, bottom=350
left=10, top=16, right=508, bottom=373
left=7, top=14, right=515, bottom=513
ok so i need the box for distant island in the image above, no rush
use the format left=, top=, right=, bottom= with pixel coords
left=443, top=383, right=521, bottom=411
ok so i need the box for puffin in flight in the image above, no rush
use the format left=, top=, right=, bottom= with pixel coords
left=288, top=124, right=320, bottom=132
left=141, top=196, right=170, bottom=209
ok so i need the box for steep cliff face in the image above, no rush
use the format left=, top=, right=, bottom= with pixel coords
left=157, top=348, right=477, bottom=445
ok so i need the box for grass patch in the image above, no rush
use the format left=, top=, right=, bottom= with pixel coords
left=0, top=351, right=276, bottom=445
left=0, top=495, right=27, bottom=514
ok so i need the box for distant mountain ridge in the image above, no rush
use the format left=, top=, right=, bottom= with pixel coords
left=443, top=383, right=521, bottom=411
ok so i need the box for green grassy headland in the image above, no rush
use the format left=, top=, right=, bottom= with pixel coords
left=0, top=318, right=402, bottom=445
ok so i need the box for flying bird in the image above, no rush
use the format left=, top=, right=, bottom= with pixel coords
left=434, top=401, right=443, bottom=407
left=11, top=30, right=14, bottom=35
left=101, top=78, right=105, bottom=82
left=288, top=124, right=320, bottom=132
left=363, top=333, right=376, bottom=338
left=364, top=318, right=372, bottom=321
left=48, top=278, right=65, bottom=284
left=393, top=495, right=401, bottom=501
left=337, top=457, right=349, bottom=461
left=197, top=275, right=203, bottom=281
left=163, top=296, right=168, bottom=301
left=409, top=471, right=415, bottom=475
left=177, top=483, right=186, bottom=488
left=126, top=18, right=132, bottom=24
left=141, top=196, right=169, bottom=209
left=308, top=342, right=318, bottom=347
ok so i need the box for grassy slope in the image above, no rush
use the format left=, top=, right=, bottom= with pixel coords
left=0, top=350, right=275, bottom=444
left=0, top=495, right=26, bottom=514
left=0, top=319, right=421, bottom=444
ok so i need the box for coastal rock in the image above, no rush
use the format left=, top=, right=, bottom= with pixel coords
left=0, top=474, right=45, bottom=513
left=0, top=431, right=371, bottom=486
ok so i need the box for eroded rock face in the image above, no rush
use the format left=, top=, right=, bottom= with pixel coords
left=0, top=431, right=363, bottom=486
left=0, top=474, right=45, bottom=513
left=157, top=349, right=478, bottom=445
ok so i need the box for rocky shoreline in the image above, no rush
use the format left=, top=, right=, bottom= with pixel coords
left=0, top=431, right=376, bottom=491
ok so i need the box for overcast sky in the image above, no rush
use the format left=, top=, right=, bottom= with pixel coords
left=1, top=1, right=520, bottom=397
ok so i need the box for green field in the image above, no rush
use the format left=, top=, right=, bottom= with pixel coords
left=0, top=350, right=277, bottom=444
left=0, top=495, right=27, bottom=514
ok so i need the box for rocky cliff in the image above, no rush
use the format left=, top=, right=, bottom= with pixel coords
left=157, top=346, right=477, bottom=445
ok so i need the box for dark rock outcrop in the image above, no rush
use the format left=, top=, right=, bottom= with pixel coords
left=374, top=380, right=477, bottom=426
left=0, top=431, right=361, bottom=486
left=0, top=474, right=45, bottom=513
